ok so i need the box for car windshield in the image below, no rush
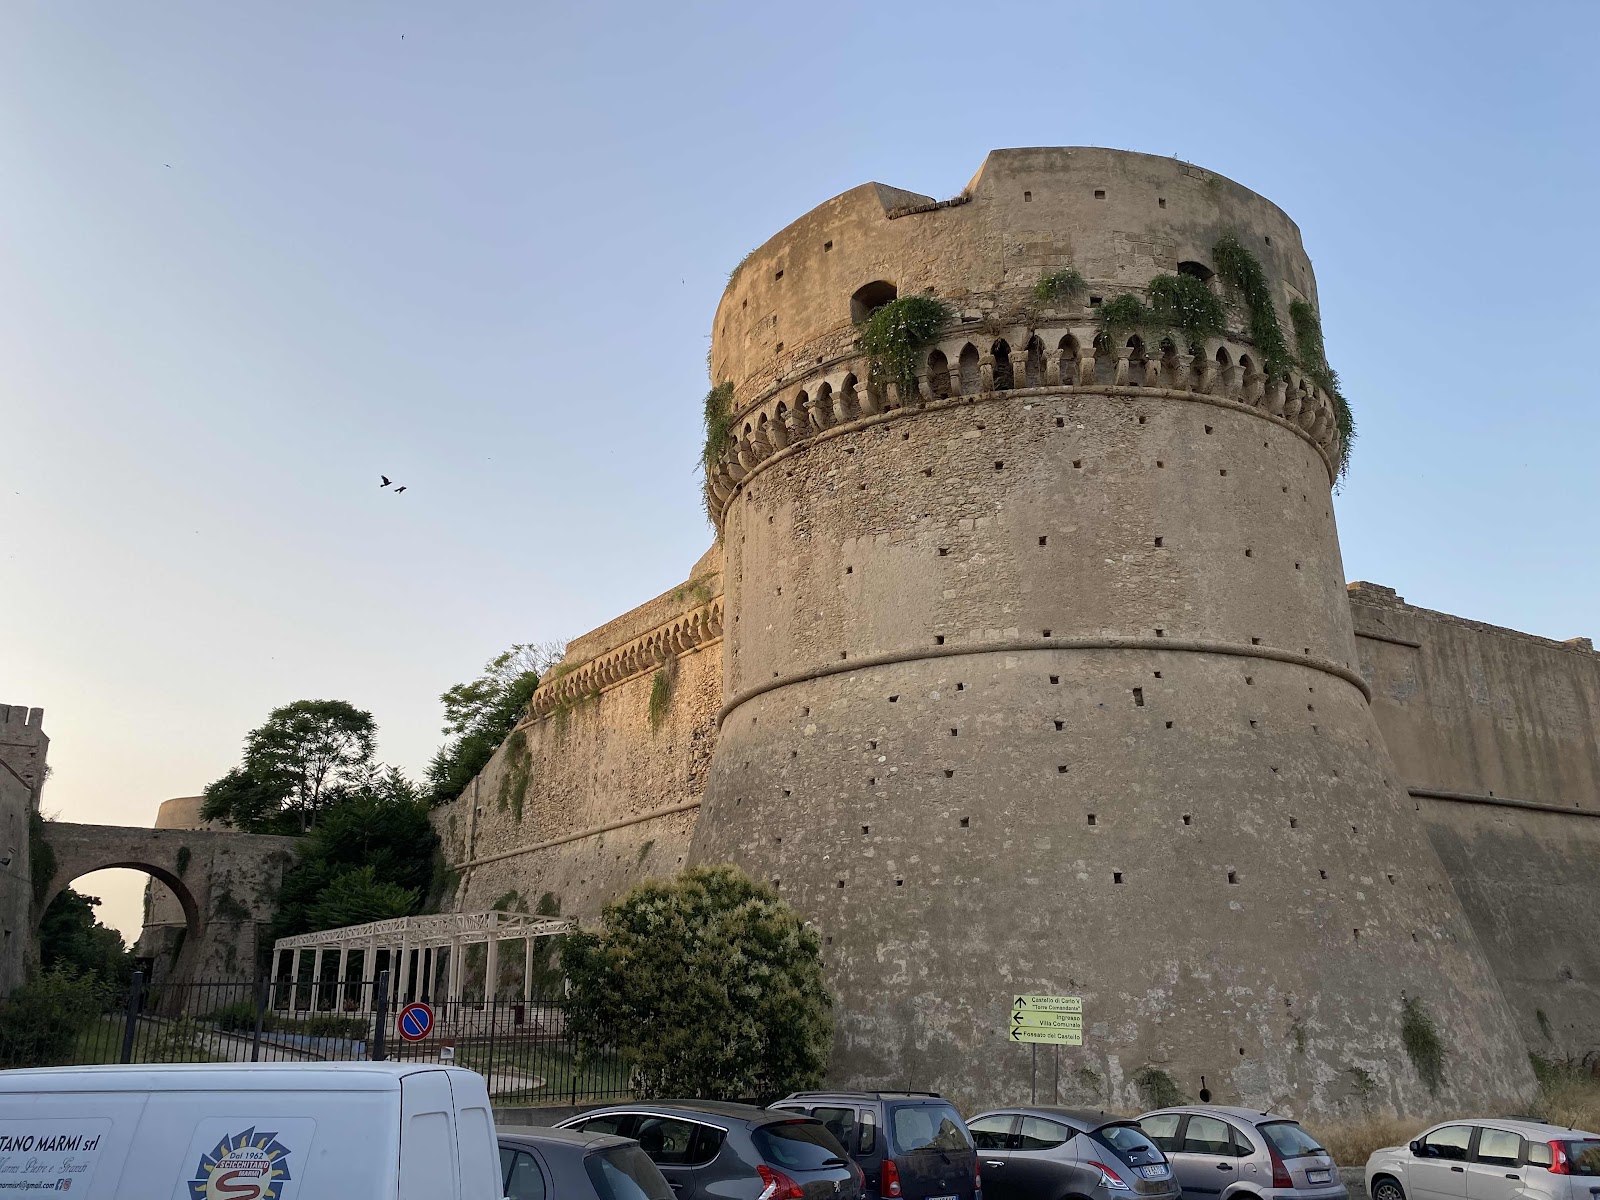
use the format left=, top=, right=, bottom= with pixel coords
left=1261, top=1122, right=1326, bottom=1159
left=892, top=1104, right=973, bottom=1153
left=586, top=1145, right=675, bottom=1200
left=1561, top=1141, right=1600, bottom=1175
left=1094, top=1123, right=1164, bottom=1167
left=754, top=1121, right=851, bottom=1170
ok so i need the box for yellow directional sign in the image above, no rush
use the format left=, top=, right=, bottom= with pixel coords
left=1009, top=995, right=1084, bottom=1045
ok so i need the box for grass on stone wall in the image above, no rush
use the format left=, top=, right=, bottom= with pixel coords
left=1290, top=298, right=1355, bottom=478
left=1033, top=269, right=1086, bottom=306
left=1400, top=996, right=1446, bottom=1096
left=1133, top=1066, right=1186, bottom=1108
left=1212, top=233, right=1293, bottom=376
left=647, top=667, right=673, bottom=732
left=496, top=729, right=532, bottom=823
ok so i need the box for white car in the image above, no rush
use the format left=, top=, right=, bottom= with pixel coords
left=1367, top=1118, right=1600, bottom=1200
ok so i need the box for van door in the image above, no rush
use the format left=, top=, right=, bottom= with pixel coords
left=401, top=1071, right=461, bottom=1200
left=449, top=1073, right=500, bottom=1200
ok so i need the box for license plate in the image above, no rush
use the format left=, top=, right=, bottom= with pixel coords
left=1139, top=1167, right=1168, bottom=1179
left=1308, top=1170, right=1332, bottom=1183
left=928, top=1194, right=959, bottom=1199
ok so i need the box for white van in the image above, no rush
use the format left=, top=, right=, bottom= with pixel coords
left=0, top=1061, right=503, bottom=1199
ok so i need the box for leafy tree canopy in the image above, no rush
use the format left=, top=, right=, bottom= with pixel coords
left=561, top=865, right=832, bottom=1101
left=38, top=889, right=132, bottom=987
left=426, top=642, right=563, bottom=806
left=201, top=699, right=377, bottom=833
left=271, top=767, right=438, bottom=942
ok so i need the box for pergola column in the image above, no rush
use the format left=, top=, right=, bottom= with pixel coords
left=290, top=949, right=303, bottom=1011
left=270, top=948, right=285, bottom=1009
left=311, top=948, right=325, bottom=1011
left=485, top=932, right=499, bottom=1006
left=335, top=946, right=350, bottom=1012
left=523, top=938, right=534, bottom=1002
left=361, top=938, right=378, bottom=1014
left=399, top=936, right=413, bottom=1004
left=448, top=935, right=464, bottom=1003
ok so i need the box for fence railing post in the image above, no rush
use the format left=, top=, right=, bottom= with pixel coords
left=119, top=971, right=144, bottom=1065
left=371, top=971, right=389, bottom=1061
left=251, top=976, right=269, bottom=1063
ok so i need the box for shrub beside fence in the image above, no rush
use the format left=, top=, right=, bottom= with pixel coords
left=0, top=970, right=633, bottom=1105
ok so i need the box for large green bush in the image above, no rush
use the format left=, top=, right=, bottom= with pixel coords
left=0, top=968, right=113, bottom=1068
left=561, top=865, right=832, bottom=1100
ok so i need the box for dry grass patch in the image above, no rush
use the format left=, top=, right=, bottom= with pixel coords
left=1529, top=1070, right=1600, bottom=1132
left=1317, top=1117, right=1429, bottom=1167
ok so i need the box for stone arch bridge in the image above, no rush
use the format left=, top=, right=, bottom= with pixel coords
left=37, top=822, right=299, bottom=990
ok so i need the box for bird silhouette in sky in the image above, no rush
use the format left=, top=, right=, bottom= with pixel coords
left=395, top=486, right=408, bottom=494
left=380, top=475, right=392, bottom=488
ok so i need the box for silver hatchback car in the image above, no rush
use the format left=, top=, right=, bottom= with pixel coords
left=1366, top=1118, right=1600, bottom=1200
left=1136, top=1107, right=1346, bottom=1200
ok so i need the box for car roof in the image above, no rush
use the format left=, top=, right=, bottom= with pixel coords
left=972, top=1106, right=1130, bottom=1130
left=1138, top=1106, right=1299, bottom=1126
left=500, top=1126, right=633, bottom=1151
left=579, top=1100, right=783, bottom=1124
left=783, top=1091, right=945, bottom=1102
left=0, top=1062, right=464, bottom=1093
left=1422, top=1118, right=1600, bottom=1141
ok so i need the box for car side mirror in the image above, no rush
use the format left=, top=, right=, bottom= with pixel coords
left=1409, top=1141, right=1423, bottom=1156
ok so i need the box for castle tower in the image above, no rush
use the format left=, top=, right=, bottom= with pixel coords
left=687, top=148, right=1534, bottom=1114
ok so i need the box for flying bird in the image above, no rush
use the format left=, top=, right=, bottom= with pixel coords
left=395, top=486, right=408, bottom=494
left=380, top=475, right=392, bottom=488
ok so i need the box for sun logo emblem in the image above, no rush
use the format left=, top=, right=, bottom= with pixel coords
left=188, top=1127, right=291, bottom=1200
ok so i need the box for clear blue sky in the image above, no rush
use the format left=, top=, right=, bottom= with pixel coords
left=5, top=1, right=1596, bottom=937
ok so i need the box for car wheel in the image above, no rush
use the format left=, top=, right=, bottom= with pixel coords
left=1372, top=1177, right=1406, bottom=1200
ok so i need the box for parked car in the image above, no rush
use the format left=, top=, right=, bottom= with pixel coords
left=559, top=1100, right=863, bottom=1200
left=1366, top=1118, right=1600, bottom=1200
left=768, top=1090, right=980, bottom=1200
left=498, top=1126, right=676, bottom=1200
left=967, top=1105, right=1179, bottom=1200
left=1136, top=1106, right=1346, bottom=1200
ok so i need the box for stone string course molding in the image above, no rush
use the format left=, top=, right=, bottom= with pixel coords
left=705, top=327, right=1344, bottom=526
left=525, top=598, right=723, bottom=722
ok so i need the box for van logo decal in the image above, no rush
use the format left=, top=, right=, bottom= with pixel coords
left=188, top=1127, right=291, bottom=1200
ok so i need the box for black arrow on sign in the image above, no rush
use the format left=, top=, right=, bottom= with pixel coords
left=1011, top=1028, right=1025, bottom=1041
left=1014, top=997, right=1026, bottom=1009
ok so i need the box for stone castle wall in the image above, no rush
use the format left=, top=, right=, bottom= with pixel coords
left=0, top=706, right=46, bottom=993
left=1350, top=584, right=1600, bottom=1065
left=429, top=148, right=1599, bottom=1117
left=436, top=551, right=725, bottom=920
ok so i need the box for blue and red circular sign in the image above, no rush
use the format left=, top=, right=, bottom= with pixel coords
left=398, top=1001, right=435, bottom=1042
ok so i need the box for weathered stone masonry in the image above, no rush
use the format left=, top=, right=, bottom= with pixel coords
left=431, top=147, right=1600, bottom=1117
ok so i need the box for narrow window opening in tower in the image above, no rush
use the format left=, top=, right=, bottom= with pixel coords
left=1113, top=871, right=1123, bottom=883
left=958, top=343, right=980, bottom=392
left=945, top=769, right=954, bottom=778
left=1133, top=688, right=1145, bottom=707
left=1039, top=536, right=1048, bottom=546
left=1059, top=765, right=1069, bottom=774
left=775, top=269, right=784, bottom=280
left=1228, top=870, right=1238, bottom=884
left=1183, top=814, right=1193, bottom=826
left=1178, top=261, right=1214, bottom=284
left=951, top=728, right=959, bottom=737
left=1320, top=869, right=1328, bottom=879
left=1087, top=813, right=1097, bottom=826
left=1025, top=335, right=1045, bottom=387
left=888, top=695, right=898, bottom=703
left=1089, top=296, right=1102, bottom=307
left=1158, top=197, right=1167, bottom=208
left=823, top=240, right=833, bottom=251
left=935, top=636, right=945, bottom=645
left=1153, top=671, right=1162, bottom=678
left=1165, top=721, right=1174, bottom=729
left=927, top=349, right=952, bottom=398
left=1042, top=629, right=1052, bottom=638
left=1024, top=191, right=1032, bottom=201
left=960, top=817, right=970, bottom=828
left=895, top=877, right=904, bottom=887
left=1054, top=720, right=1065, bottom=731
left=1050, top=675, right=1060, bottom=684
left=861, top=825, right=870, bottom=835
left=851, top=280, right=898, bottom=324
left=1154, top=536, right=1164, bottom=547
left=1290, top=817, right=1298, bottom=828
left=1094, top=189, right=1106, bottom=200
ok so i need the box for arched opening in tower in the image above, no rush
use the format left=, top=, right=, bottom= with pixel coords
left=850, top=280, right=898, bottom=324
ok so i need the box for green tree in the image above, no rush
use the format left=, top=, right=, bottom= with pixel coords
left=38, top=888, right=133, bottom=986
left=202, top=699, right=377, bottom=832
left=271, top=768, right=438, bottom=941
left=561, top=865, right=832, bottom=1100
left=426, top=642, right=562, bottom=806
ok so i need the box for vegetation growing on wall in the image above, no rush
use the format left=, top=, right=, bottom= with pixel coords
left=1212, top=233, right=1293, bottom=374
left=1401, top=995, right=1446, bottom=1095
left=1290, top=298, right=1355, bottom=476
left=562, top=865, right=832, bottom=1099
left=1147, top=273, right=1226, bottom=343
left=1134, top=1066, right=1186, bottom=1108
left=701, top=382, right=736, bottom=477
left=1033, top=269, right=1086, bottom=306
left=496, top=729, right=532, bottom=823
left=28, top=810, right=55, bottom=910
left=647, top=666, right=674, bottom=731
left=175, top=845, right=191, bottom=877
left=857, top=295, right=954, bottom=397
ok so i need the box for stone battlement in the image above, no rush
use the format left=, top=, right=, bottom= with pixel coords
left=706, top=326, right=1343, bottom=525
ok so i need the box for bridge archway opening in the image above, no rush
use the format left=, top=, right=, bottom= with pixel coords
left=41, top=863, right=203, bottom=993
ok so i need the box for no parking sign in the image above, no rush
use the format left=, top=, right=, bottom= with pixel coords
left=397, top=1001, right=435, bottom=1042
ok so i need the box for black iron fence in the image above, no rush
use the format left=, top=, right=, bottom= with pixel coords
left=7, top=970, right=633, bottom=1106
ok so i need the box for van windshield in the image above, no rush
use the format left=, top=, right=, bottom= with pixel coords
left=586, top=1145, right=674, bottom=1200
left=892, top=1105, right=972, bottom=1153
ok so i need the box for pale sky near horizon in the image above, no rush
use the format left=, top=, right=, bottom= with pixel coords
left=5, top=1, right=1597, bottom=942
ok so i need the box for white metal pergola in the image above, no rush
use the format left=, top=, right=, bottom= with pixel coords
left=270, top=911, right=577, bottom=1015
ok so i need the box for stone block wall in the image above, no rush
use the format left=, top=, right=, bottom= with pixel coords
left=434, top=553, right=725, bottom=921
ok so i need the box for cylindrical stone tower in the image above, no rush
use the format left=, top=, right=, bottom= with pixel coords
left=688, top=148, right=1533, bottom=1115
